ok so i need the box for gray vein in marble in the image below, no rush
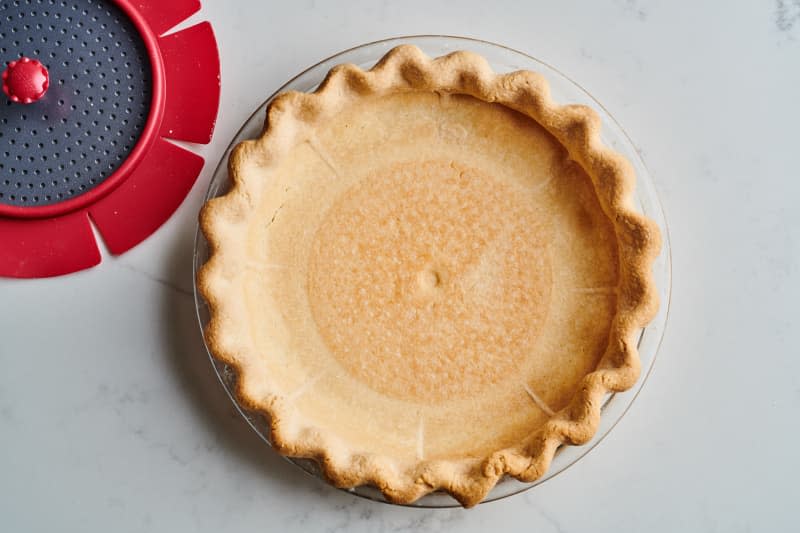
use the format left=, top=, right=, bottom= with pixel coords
left=524, top=493, right=568, bottom=533
left=534, top=505, right=568, bottom=533
left=116, top=262, right=193, bottom=297
left=0, top=404, right=15, bottom=424
left=284, top=482, right=468, bottom=533
left=696, top=154, right=718, bottom=184
left=164, top=443, right=191, bottom=467
left=106, top=496, right=126, bottom=510
left=63, top=378, right=204, bottom=471
left=775, top=0, right=800, bottom=32
left=616, top=0, right=649, bottom=21
left=0, top=385, right=16, bottom=425
left=579, top=47, right=598, bottom=61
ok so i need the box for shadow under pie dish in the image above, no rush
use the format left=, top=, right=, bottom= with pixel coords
left=198, top=44, right=661, bottom=507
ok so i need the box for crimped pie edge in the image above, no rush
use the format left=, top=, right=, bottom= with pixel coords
left=198, top=44, right=661, bottom=507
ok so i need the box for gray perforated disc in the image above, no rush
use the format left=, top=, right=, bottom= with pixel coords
left=0, top=0, right=152, bottom=207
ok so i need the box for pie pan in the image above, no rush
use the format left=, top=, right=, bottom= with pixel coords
left=193, top=35, right=671, bottom=508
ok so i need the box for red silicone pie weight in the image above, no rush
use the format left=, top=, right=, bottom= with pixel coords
left=0, top=0, right=220, bottom=278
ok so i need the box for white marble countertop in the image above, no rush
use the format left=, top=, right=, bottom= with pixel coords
left=3, top=0, right=799, bottom=531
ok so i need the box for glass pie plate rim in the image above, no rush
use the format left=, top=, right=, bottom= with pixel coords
left=192, top=35, right=672, bottom=508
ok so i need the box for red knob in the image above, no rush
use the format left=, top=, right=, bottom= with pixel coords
left=2, top=57, right=50, bottom=104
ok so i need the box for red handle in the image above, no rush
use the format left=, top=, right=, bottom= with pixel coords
left=2, top=57, right=49, bottom=104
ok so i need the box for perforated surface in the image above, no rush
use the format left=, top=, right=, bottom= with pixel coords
left=0, top=0, right=151, bottom=207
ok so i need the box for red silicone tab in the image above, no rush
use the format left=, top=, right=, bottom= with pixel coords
left=132, top=0, right=201, bottom=36
left=158, top=22, right=220, bottom=144
left=88, top=137, right=204, bottom=254
left=0, top=211, right=100, bottom=278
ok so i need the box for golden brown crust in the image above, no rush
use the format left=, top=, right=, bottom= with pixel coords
left=198, top=45, right=660, bottom=507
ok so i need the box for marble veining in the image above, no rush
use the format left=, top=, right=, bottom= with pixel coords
left=116, top=261, right=194, bottom=297
left=775, top=0, right=800, bottom=33
left=615, top=0, right=649, bottom=21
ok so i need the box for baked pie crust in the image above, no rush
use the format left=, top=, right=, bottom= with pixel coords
left=199, top=45, right=660, bottom=507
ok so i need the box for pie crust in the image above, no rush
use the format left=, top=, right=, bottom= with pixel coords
left=198, top=45, right=660, bottom=507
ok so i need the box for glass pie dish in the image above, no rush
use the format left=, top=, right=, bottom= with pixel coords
left=193, top=35, right=672, bottom=508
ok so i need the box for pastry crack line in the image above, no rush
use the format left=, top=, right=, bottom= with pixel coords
left=246, top=260, right=289, bottom=271
left=307, top=136, right=341, bottom=178
left=267, top=201, right=286, bottom=228
left=523, top=383, right=556, bottom=416
left=288, top=372, right=327, bottom=402
left=416, top=419, right=425, bottom=460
